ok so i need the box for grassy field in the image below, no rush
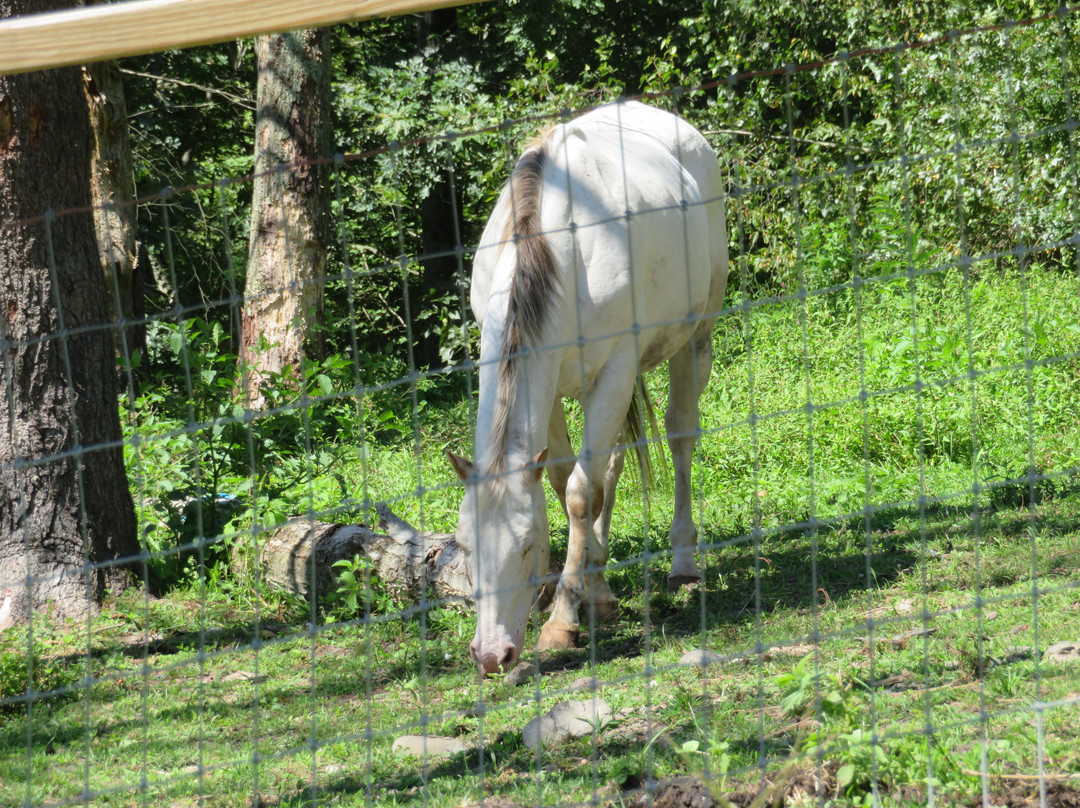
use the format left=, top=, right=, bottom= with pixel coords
left=2, top=261, right=1080, bottom=807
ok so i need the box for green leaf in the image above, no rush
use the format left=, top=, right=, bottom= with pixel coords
left=837, top=763, right=856, bottom=789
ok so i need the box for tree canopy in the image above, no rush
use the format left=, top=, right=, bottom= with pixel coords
left=81, top=0, right=1080, bottom=587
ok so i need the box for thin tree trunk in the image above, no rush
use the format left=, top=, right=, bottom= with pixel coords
left=0, top=0, right=139, bottom=624
left=240, top=29, right=331, bottom=409
left=83, top=58, right=147, bottom=364
left=416, top=9, right=465, bottom=369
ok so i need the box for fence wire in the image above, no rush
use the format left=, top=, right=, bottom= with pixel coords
left=2, top=8, right=1080, bottom=808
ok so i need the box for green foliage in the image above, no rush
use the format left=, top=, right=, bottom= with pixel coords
left=0, top=629, right=80, bottom=716
left=323, top=554, right=398, bottom=621
left=121, top=316, right=378, bottom=590
left=118, top=0, right=1080, bottom=390
left=777, top=656, right=895, bottom=801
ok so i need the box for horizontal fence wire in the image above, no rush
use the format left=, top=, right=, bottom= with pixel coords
left=1, top=6, right=1080, bottom=808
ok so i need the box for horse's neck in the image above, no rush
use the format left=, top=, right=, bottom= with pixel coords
left=474, top=314, right=559, bottom=473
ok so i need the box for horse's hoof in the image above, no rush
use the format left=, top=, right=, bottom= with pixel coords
left=537, top=623, right=579, bottom=651
left=667, top=574, right=701, bottom=592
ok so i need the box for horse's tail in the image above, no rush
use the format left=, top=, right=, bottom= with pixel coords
left=624, top=376, right=662, bottom=497
left=489, top=136, right=560, bottom=477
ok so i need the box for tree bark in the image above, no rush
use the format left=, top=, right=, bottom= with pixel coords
left=0, top=0, right=139, bottom=625
left=83, top=58, right=146, bottom=363
left=251, top=504, right=472, bottom=604
left=252, top=504, right=562, bottom=612
left=240, top=29, right=331, bottom=409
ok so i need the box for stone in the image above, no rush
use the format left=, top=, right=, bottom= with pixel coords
left=392, top=735, right=469, bottom=757
left=678, top=649, right=723, bottom=668
left=895, top=599, right=917, bottom=615
left=522, top=697, right=611, bottom=750
left=222, top=670, right=259, bottom=683
left=1002, top=646, right=1035, bottom=663
left=568, top=676, right=600, bottom=693
left=1045, top=640, right=1080, bottom=663
left=768, top=643, right=816, bottom=658
left=881, top=627, right=937, bottom=649
left=505, top=660, right=537, bottom=686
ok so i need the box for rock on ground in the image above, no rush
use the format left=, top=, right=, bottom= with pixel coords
left=391, top=735, right=469, bottom=757
left=1045, top=640, right=1080, bottom=662
left=505, top=660, right=537, bottom=686
left=679, top=649, right=724, bottom=668
left=569, top=676, right=600, bottom=692
left=522, top=697, right=612, bottom=750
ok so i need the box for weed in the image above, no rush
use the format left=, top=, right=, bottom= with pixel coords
left=324, top=554, right=379, bottom=621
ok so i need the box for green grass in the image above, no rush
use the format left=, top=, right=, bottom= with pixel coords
left=2, top=263, right=1079, bottom=807
left=1, top=504, right=1078, bottom=807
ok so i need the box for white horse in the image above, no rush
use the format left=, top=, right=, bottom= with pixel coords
left=448, top=101, right=729, bottom=675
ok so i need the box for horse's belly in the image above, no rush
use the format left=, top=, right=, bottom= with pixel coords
left=552, top=316, right=695, bottom=399
left=638, top=322, right=696, bottom=372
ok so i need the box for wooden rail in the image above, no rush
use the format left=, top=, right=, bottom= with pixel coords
left=0, top=0, right=484, bottom=76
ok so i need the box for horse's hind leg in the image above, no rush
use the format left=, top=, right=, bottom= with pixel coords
left=586, top=446, right=624, bottom=621
left=666, top=324, right=714, bottom=589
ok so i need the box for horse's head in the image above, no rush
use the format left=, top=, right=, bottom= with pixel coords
left=448, top=449, right=549, bottom=676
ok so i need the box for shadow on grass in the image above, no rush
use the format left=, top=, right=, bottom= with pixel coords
left=295, top=727, right=530, bottom=807
left=601, top=493, right=1080, bottom=647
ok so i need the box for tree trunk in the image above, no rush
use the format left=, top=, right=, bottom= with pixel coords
left=240, top=29, right=331, bottom=409
left=83, top=59, right=146, bottom=364
left=415, top=9, right=465, bottom=369
left=0, top=0, right=139, bottom=625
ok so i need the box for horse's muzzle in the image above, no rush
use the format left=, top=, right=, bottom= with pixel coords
left=471, top=637, right=518, bottom=676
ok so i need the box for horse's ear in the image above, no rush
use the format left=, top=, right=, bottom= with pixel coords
left=530, top=448, right=548, bottom=482
left=447, top=450, right=473, bottom=481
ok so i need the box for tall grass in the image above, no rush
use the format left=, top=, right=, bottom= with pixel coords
left=3, top=198, right=1079, bottom=808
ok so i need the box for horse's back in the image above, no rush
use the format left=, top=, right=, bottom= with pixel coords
left=471, top=102, right=728, bottom=382
left=542, top=103, right=727, bottom=373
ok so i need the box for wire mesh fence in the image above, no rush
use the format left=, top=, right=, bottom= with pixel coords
left=1, top=5, right=1080, bottom=808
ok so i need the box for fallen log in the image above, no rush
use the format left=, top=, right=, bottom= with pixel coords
left=250, top=503, right=561, bottom=611
left=251, top=503, right=472, bottom=604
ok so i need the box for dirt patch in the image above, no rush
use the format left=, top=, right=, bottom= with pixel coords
left=620, top=775, right=1080, bottom=808
left=622, top=766, right=836, bottom=808
left=462, top=798, right=533, bottom=808
left=623, top=777, right=722, bottom=807
left=992, top=781, right=1080, bottom=808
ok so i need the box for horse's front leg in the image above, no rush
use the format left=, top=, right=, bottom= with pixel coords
left=537, top=464, right=601, bottom=650
left=544, top=400, right=574, bottom=522
left=539, top=361, right=635, bottom=651
left=543, top=402, right=620, bottom=625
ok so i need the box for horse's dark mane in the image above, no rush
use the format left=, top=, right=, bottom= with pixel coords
left=486, top=134, right=561, bottom=480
